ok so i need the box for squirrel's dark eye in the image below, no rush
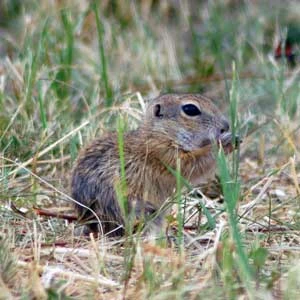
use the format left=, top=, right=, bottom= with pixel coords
left=182, top=104, right=201, bottom=116
left=154, top=104, right=163, bottom=118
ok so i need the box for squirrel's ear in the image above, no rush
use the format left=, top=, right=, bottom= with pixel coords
left=154, top=104, right=163, bottom=118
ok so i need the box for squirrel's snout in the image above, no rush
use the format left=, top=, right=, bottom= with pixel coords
left=217, top=119, right=230, bottom=136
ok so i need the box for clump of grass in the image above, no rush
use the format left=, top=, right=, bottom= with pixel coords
left=0, top=237, right=17, bottom=298
left=52, top=9, right=75, bottom=100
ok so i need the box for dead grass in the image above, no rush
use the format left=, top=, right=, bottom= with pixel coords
left=0, top=0, right=300, bottom=299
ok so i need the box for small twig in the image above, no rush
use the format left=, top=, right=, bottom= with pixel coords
left=240, top=175, right=275, bottom=216
left=0, top=155, right=71, bottom=167
left=17, top=260, right=120, bottom=288
left=245, top=226, right=290, bottom=233
left=22, top=242, right=70, bottom=249
left=33, top=207, right=78, bottom=222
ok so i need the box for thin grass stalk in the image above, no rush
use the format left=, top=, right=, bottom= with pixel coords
left=59, top=9, right=74, bottom=98
left=208, top=3, right=230, bottom=101
left=164, top=162, right=216, bottom=230
left=116, top=116, right=128, bottom=221
left=217, top=65, right=254, bottom=297
left=116, top=116, right=136, bottom=298
left=175, top=156, right=183, bottom=252
left=37, top=82, right=47, bottom=130
left=229, top=62, right=240, bottom=180
left=92, top=0, right=113, bottom=106
left=24, top=20, right=48, bottom=108
left=217, top=148, right=254, bottom=297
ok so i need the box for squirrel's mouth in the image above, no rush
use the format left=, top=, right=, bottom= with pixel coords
left=219, top=132, right=242, bottom=154
left=200, top=133, right=241, bottom=153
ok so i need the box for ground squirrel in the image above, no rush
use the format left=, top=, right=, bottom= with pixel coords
left=71, top=93, right=236, bottom=236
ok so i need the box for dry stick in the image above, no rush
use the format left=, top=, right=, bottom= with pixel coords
left=17, top=261, right=119, bottom=288
left=268, top=246, right=300, bottom=252
left=22, top=242, right=69, bottom=248
left=69, top=252, right=94, bottom=275
left=240, top=175, right=275, bottom=217
left=247, top=160, right=291, bottom=194
left=33, top=207, right=78, bottom=221
left=0, top=156, right=71, bottom=168
left=246, top=226, right=290, bottom=233
left=52, top=247, right=123, bottom=262
left=240, top=160, right=292, bottom=219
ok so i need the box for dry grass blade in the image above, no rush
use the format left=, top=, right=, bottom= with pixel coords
left=17, top=261, right=120, bottom=288
left=4, top=120, right=89, bottom=179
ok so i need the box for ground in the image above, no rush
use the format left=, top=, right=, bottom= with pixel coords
left=0, top=1, right=299, bottom=299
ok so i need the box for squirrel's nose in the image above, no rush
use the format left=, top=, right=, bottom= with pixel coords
left=218, top=119, right=230, bottom=135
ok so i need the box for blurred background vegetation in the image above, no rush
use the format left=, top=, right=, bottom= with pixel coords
left=0, top=0, right=299, bottom=163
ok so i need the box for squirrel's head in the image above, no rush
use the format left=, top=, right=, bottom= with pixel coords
left=144, top=93, right=233, bottom=153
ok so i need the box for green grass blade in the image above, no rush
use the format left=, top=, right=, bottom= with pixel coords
left=217, top=145, right=254, bottom=298
left=164, top=162, right=216, bottom=230
left=92, top=1, right=113, bottom=106
left=175, top=157, right=184, bottom=251
left=116, top=116, right=128, bottom=220
left=37, top=81, right=47, bottom=130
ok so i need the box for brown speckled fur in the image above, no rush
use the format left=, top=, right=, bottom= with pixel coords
left=71, top=93, right=231, bottom=236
